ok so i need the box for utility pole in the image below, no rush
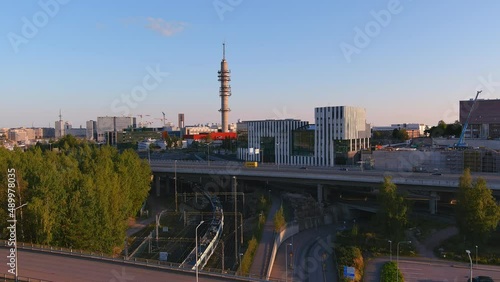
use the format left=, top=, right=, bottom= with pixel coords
left=221, top=240, right=225, bottom=273
left=233, top=176, right=238, bottom=263
left=174, top=160, right=178, bottom=212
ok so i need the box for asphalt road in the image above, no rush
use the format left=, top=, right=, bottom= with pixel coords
left=364, top=257, right=500, bottom=282
left=269, top=225, right=336, bottom=282
left=0, top=249, right=258, bottom=282
left=149, top=160, right=500, bottom=190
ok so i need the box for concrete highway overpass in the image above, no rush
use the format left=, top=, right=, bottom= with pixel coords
left=149, top=160, right=500, bottom=194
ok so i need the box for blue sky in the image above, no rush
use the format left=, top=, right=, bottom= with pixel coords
left=2, top=0, right=500, bottom=128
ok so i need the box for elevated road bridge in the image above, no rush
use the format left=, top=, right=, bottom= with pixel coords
left=149, top=160, right=500, bottom=214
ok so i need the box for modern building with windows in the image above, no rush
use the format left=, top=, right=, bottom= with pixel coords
left=96, top=116, right=137, bottom=143
left=237, top=119, right=312, bottom=165
left=460, top=99, right=500, bottom=139
left=315, top=106, right=371, bottom=166
left=237, top=106, right=371, bottom=166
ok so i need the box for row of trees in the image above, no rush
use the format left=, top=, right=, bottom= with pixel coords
left=424, top=120, right=462, bottom=138
left=456, top=168, right=500, bottom=243
left=0, top=136, right=152, bottom=254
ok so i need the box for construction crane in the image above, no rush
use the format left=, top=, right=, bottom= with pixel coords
left=455, top=90, right=482, bottom=148
left=136, top=114, right=150, bottom=127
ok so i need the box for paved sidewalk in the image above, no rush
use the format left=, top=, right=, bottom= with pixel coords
left=248, top=195, right=282, bottom=279
left=126, top=195, right=167, bottom=237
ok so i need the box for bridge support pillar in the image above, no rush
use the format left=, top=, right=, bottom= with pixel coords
left=155, top=176, right=161, bottom=197
left=429, top=191, right=439, bottom=214
left=317, top=183, right=323, bottom=203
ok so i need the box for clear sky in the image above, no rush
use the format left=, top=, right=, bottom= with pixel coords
left=2, top=0, right=500, bottom=129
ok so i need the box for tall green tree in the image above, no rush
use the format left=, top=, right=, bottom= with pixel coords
left=456, top=168, right=500, bottom=243
left=0, top=142, right=152, bottom=254
left=376, top=176, right=410, bottom=240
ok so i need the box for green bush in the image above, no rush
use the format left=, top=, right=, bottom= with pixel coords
left=274, top=205, right=286, bottom=232
left=380, top=261, right=404, bottom=282
left=336, top=246, right=364, bottom=281
left=240, top=236, right=259, bottom=275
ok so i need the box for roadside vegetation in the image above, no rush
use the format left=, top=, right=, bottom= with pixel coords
left=437, top=168, right=500, bottom=264
left=0, top=135, right=152, bottom=255
left=240, top=193, right=272, bottom=275
left=334, top=169, right=500, bottom=281
left=273, top=205, right=286, bottom=232
left=380, top=261, right=404, bottom=282
left=335, top=176, right=414, bottom=281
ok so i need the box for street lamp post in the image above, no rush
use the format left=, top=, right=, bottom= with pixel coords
left=286, top=243, right=293, bottom=282
left=195, top=221, right=205, bottom=282
left=174, top=160, right=178, bottom=212
left=233, top=176, right=238, bottom=262
left=13, top=202, right=28, bottom=282
left=155, top=209, right=168, bottom=246
left=239, top=253, right=243, bottom=275
left=466, top=250, right=473, bottom=282
left=475, top=245, right=478, bottom=267
left=147, top=145, right=151, bottom=164
left=396, top=241, right=411, bottom=282
left=259, top=142, right=264, bottom=164
left=388, top=240, right=392, bottom=261
left=276, top=142, right=280, bottom=170
left=206, top=142, right=213, bottom=166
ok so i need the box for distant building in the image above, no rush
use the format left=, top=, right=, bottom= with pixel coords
left=178, top=113, right=185, bottom=129
left=55, top=120, right=65, bottom=139
left=315, top=106, right=371, bottom=165
left=8, top=129, right=28, bottom=143
left=183, top=125, right=219, bottom=135
left=372, top=123, right=426, bottom=139
left=184, top=132, right=237, bottom=146
left=42, top=128, right=55, bottom=139
left=86, top=120, right=97, bottom=141
left=460, top=99, right=500, bottom=139
left=63, top=122, right=86, bottom=138
left=237, top=106, right=371, bottom=166
left=183, top=122, right=237, bottom=136
left=237, top=119, right=309, bottom=164
left=96, top=116, right=137, bottom=143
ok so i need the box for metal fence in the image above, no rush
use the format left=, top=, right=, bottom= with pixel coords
left=0, top=240, right=264, bottom=281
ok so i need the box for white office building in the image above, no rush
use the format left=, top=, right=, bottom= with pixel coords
left=315, top=106, right=370, bottom=166
left=237, top=106, right=371, bottom=167
left=55, top=120, right=65, bottom=139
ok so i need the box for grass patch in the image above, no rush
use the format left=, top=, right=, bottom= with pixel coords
left=437, top=232, right=500, bottom=265
left=240, top=236, right=259, bottom=275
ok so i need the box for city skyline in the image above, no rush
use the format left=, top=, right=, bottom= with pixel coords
left=2, top=0, right=500, bottom=128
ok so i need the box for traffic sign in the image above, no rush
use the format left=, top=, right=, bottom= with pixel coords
left=343, top=266, right=355, bottom=279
